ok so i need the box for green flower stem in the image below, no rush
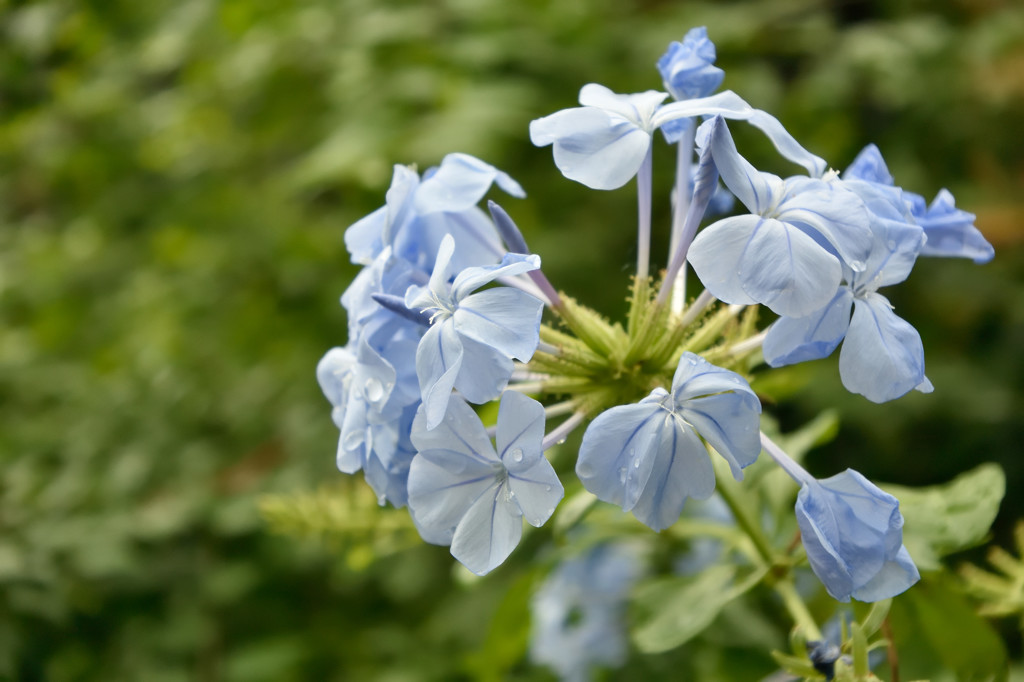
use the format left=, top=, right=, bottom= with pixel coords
left=714, top=471, right=777, bottom=567
left=775, top=578, right=824, bottom=642
left=713, top=461, right=823, bottom=641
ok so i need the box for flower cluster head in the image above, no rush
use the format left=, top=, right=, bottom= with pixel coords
left=317, top=26, right=994, bottom=645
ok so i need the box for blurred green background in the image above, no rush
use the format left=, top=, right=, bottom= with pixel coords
left=0, top=0, right=1021, bottom=679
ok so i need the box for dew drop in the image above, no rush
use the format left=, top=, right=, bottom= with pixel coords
left=545, top=507, right=554, bottom=517
left=633, top=458, right=641, bottom=469
left=510, top=447, right=524, bottom=463
left=628, top=447, right=636, bottom=456
left=544, top=485, right=552, bottom=492
left=619, top=466, right=628, bottom=483
left=887, top=239, right=897, bottom=250
left=364, top=377, right=384, bottom=402
left=849, top=259, right=866, bottom=271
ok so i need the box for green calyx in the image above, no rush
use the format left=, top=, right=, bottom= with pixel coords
left=528, top=278, right=761, bottom=419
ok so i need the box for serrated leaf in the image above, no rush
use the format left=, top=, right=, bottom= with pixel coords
left=631, top=564, right=739, bottom=653
left=884, top=463, right=1004, bottom=570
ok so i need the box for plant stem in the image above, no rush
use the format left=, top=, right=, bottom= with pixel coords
left=776, top=578, right=824, bottom=641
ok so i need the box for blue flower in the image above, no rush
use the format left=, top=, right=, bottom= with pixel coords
left=687, top=118, right=873, bottom=318
left=530, top=544, right=642, bottom=682
left=405, top=233, right=544, bottom=430
left=316, top=341, right=418, bottom=506
left=844, top=144, right=994, bottom=264
left=530, top=85, right=826, bottom=191
left=407, top=391, right=563, bottom=575
left=657, top=27, right=725, bottom=143
left=345, top=153, right=525, bottom=272
left=762, top=195, right=933, bottom=403
left=796, top=469, right=920, bottom=602
left=575, top=353, right=761, bottom=531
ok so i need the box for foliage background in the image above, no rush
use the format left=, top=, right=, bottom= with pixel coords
left=0, top=0, right=1021, bottom=679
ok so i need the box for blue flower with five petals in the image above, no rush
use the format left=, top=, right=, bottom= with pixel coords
left=405, top=234, right=544, bottom=430
left=576, top=353, right=761, bottom=531
left=407, top=391, right=563, bottom=575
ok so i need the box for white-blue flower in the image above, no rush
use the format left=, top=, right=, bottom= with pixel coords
left=405, top=234, right=543, bottom=430
left=345, top=153, right=525, bottom=272
left=687, top=118, right=873, bottom=318
left=762, top=199, right=933, bottom=403
left=796, top=469, right=920, bottom=602
left=530, top=85, right=826, bottom=191
left=844, top=143, right=994, bottom=264
left=407, top=391, right=563, bottom=575
left=575, top=353, right=761, bottom=531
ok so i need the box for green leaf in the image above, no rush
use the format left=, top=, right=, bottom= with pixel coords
left=631, top=565, right=742, bottom=654
left=889, top=573, right=1009, bottom=682
left=884, top=463, right=1005, bottom=570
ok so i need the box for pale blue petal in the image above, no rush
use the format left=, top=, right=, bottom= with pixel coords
left=344, top=206, right=387, bottom=266
left=670, top=352, right=758, bottom=403
left=658, top=28, right=724, bottom=101
left=682, top=391, right=762, bottom=479
left=451, top=252, right=541, bottom=301
left=409, top=395, right=496, bottom=464
left=696, top=116, right=783, bottom=214
left=414, top=153, right=524, bottom=215
left=577, top=83, right=667, bottom=126
left=397, top=208, right=504, bottom=274
left=450, top=482, right=523, bottom=575
left=850, top=217, right=925, bottom=290
left=453, top=335, right=513, bottom=405
left=912, top=189, right=994, bottom=263
left=405, top=233, right=456, bottom=311
left=686, top=215, right=761, bottom=306
left=416, top=322, right=464, bottom=429
left=777, top=178, right=873, bottom=271
left=654, top=91, right=827, bottom=177
left=738, top=216, right=843, bottom=318
left=509, top=462, right=563, bottom=527
left=843, top=144, right=893, bottom=185
left=496, top=391, right=546, bottom=473
left=455, top=288, right=543, bottom=361
left=839, top=293, right=925, bottom=403
left=630, top=419, right=714, bottom=531
left=530, top=107, right=652, bottom=190
left=408, top=452, right=497, bottom=545
left=852, top=546, right=920, bottom=602
left=796, top=483, right=855, bottom=601
left=763, top=288, right=854, bottom=366
left=576, top=400, right=666, bottom=512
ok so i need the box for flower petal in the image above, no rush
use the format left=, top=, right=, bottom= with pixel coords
left=839, top=293, right=926, bottom=403
left=576, top=399, right=666, bottom=512
left=455, top=287, right=543, bottom=361
left=415, top=321, right=464, bottom=429
left=686, top=215, right=761, bottom=306
left=530, top=107, right=652, bottom=190
left=451, top=252, right=541, bottom=301
left=453, top=335, right=513, bottom=405
left=414, top=153, right=524, bottom=215
left=763, top=287, right=854, bottom=366
left=496, top=391, right=546, bottom=472
left=629, top=418, right=714, bottom=531
left=737, top=216, right=843, bottom=318
left=407, top=450, right=497, bottom=546
left=450, top=482, right=523, bottom=575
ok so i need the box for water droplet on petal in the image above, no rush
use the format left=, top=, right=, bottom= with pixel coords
left=545, top=507, right=554, bottom=517
left=509, top=447, right=524, bottom=463
left=849, top=259, right=866, bottom=271
left=633, top=458, right=641, bottom=469
left=628, top=447, right=636, bottom=456
left=544, top=485, right=552, bottom=492
left=887, top=239, right=897, bottom=250
left=364, top=377, right=384, bottom=402
left=619, top=466, right=628, bottom=483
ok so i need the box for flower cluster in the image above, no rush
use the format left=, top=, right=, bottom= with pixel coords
left=318, top=25, right=993, bottom=676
